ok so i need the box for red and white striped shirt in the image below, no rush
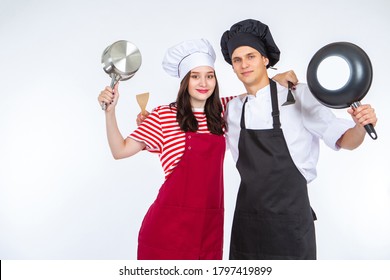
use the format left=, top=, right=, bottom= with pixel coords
left=129, top=97, right=234, bottom=179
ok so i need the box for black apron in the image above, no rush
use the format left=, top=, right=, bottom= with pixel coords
left=229, top=79, right=317, bottom=260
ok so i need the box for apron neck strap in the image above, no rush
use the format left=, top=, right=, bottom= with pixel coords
left=270, top=79, right=281, bottom=129
left=240, top=97, right=248, bottom=129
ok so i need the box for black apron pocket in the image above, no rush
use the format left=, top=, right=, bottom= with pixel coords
left=230, top=211, right=315, bottom=259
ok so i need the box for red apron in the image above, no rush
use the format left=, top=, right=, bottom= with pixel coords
left=137, top=131, right=225, bottom=260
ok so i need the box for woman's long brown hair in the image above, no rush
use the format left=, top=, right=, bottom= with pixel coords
left=170, top=71, right=225, bottom=135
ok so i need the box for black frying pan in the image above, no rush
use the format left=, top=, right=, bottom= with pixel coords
left=307, top=42, right=377, bottom=140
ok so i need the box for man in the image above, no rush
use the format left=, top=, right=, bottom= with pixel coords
left=220, top=19, right=377, bottom=259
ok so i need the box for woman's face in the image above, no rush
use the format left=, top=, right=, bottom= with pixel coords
left=187, top=66, right=216, bottom=108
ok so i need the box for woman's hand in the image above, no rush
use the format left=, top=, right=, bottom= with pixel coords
left=136, top=111, right=150, bottom=126
left=98, top=83, right=119, bottom=112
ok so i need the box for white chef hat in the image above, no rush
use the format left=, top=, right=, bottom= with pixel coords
left=162, top=38, right=216, bottom=81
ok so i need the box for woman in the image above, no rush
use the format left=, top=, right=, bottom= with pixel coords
left=99, top=39, right=230, bottom=260
left=98, top=38, right=296, bottom=260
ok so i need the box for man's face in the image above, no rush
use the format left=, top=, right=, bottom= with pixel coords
left=231, top=46, right=269, bottom=88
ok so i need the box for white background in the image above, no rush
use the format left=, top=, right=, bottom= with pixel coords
left=0, top=0, right=389, bottom=260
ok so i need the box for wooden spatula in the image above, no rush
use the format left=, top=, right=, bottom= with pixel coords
left=136, top=92, right=149, bottom=115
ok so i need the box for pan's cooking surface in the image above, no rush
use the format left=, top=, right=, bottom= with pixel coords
left=306, top=42, right=372, bottom=109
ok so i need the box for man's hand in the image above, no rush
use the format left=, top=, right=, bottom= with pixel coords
left=272, top=70, right=298, bottom=88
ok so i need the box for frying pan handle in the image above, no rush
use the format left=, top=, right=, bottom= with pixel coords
left=101, top=74, right=120, bottom=110
left=351, top=101, right=378, bottom=140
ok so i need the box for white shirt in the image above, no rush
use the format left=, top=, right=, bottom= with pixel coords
left=225, top=82, right=355, bottom=183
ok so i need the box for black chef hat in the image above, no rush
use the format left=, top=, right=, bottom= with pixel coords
left=220, top=19, right=280, bottom=67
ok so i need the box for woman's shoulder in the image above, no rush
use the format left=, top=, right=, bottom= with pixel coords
left=151, top=104, right=177, bottom=114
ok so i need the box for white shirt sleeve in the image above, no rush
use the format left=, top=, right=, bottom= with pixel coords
left=298, top=84, right=355, bottom=151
